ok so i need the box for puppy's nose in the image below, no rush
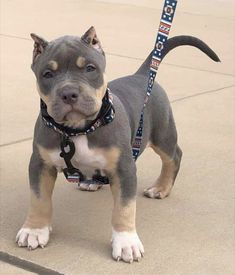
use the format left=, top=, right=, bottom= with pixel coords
left=61, top=91, right=78, bottom=104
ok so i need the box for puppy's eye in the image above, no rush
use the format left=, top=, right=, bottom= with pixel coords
left=42, top=70, right=54, bottom=78
left=86, top=64, right=96, bottom=72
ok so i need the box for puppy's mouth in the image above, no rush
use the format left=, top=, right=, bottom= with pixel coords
left=63, top=109, right=99, bottom=127
left=48, top=101, right=101, bottom=128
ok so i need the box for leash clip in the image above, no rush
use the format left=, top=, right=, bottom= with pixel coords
left=60, top=135, right=75, bottom=160
left=60, top=135, right=84, bottom=183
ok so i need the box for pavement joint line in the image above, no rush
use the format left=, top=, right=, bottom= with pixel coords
left=174, top=11, right=235, bottom=20
left=97, top=1, right=235, bottom=20
left=171, top=84, right=235, bottom=103
left=161, top=62, right=235, bottom=78
left=1, top=33, right=234, bottom=78
left=0, top=33, right=30, bottom=41
left=0, top=84, right=233, bottom=148
left=0, top=251, right=64, bottom=275
left=0, top=137, right=33, bottom=148
left=106, top=51, right=235, bottom=77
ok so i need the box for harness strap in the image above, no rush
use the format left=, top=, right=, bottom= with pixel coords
left=132, top=0, right=178, bottom=161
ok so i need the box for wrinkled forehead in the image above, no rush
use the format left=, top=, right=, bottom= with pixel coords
left=36, top=36, right=106, bottom=71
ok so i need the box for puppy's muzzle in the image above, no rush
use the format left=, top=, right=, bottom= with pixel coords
left=60, top=87, right=79, bottom=105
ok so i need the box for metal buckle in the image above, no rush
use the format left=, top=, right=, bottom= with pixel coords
left=63, top=168, right=84, bottom=183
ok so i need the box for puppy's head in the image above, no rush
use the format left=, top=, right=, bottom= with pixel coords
left=31, top=27, right=107, bottom=128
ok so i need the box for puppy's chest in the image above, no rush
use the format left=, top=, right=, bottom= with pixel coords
left=48, top=136, right=107, bottom=177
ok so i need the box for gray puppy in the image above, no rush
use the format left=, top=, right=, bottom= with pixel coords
left=16, top=27, right=219, bottom=263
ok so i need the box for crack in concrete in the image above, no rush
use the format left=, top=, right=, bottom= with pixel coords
left=0, top=251, right=64, bottom=275
left=0, top=85, right=233, bottom=148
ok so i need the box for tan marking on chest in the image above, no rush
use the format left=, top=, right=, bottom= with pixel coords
left=95, top=146, right=120, bottom=173
left=37, top=137, right=120, bottom=176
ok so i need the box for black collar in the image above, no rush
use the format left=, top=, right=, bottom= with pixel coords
left=40, top=88, right=115, bottom=137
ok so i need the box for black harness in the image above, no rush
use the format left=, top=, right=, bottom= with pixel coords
left=41, top=88, right=115, bottom=185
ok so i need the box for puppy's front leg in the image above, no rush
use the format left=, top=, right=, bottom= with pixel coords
left=16, top=148, right=57, bottom=250
left=110, top=159, right=144, bottom=263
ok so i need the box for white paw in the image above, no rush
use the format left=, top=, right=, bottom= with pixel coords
left=79, top=181, right=102, bottom=192
left=111, top=229, right=144, bottom=263
left=143, top=186, right=171, bottom=199
left=16, top=226, right=51, bottom=250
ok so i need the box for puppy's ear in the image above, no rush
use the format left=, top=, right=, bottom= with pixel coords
left=81, top=26, right=103, bottom=54
left=30, top=33, right=48, bottom=63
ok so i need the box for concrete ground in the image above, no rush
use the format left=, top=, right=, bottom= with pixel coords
left=0, top=0, right=234, bottom=274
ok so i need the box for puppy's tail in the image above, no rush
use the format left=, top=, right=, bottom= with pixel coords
left=135, top=35, right=220, bottom=75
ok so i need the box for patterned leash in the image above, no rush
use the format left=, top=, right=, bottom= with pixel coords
left=132, top=0, right=178, bottom=161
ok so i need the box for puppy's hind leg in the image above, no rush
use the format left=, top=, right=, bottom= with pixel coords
left=144, top=146, right=182, bottom=200
left=144, top=109, right=182, bottom=199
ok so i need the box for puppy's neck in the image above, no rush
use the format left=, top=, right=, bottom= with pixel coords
left=40, top=88, right=115, bottom=137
